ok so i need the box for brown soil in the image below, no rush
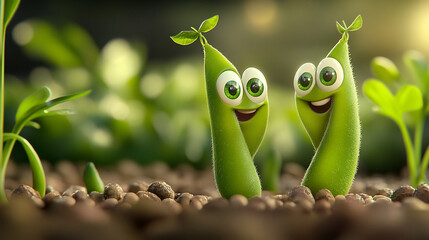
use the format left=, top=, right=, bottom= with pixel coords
left=1, top=160, right=429, bottom=240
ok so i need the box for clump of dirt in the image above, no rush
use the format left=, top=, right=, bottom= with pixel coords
left=2, top=160, right=429, bottom=240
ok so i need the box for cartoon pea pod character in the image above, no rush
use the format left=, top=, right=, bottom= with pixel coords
left=171, top=15, right=268, bottom=198
left=294, top=15, right=362, bottom=196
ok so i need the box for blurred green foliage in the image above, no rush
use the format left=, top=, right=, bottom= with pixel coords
left=4, top=17, right=428, bottom=176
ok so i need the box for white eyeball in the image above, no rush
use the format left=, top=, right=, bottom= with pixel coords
left=316, top=57, right=344, bottom=92
left=216, top=70, right=243, bottom=106
left=294, top=63, right=316, bottom=97
left=242, top=67, right=267, bottom=104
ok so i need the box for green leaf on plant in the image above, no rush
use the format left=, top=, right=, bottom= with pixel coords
left=170, top=31, right=199, bottom=45
left=347, top=15, right=362, bottom=31
left=363, top=79, right=398, bottom=120
left=15, top=86, right=51, bottom=123
left=84, top=162, right=104, bottom=193
left=395, top=85, right=423, bottom=114
left=45, top=90, right=91, bottom=109
left=371, top=57, right=400, bottom=83
left=26, top=121, right=41, bottom=129
left=3, top=133, right=46, bottom=197
left=403, top=50, right=428, bottom=92
left=336, top=21, right=346, bottom=34
left=3, top=0, right=21, bottom=28
left=198, top=15, right=219, bottom=33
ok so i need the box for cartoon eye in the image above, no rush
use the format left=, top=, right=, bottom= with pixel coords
left=242, top=67, right=267, bottom=104
left=216, top=70, right=243, bottom=106
left=294, top=63, right=316, bottom=97
left=316, top=57, right=344, bottom=92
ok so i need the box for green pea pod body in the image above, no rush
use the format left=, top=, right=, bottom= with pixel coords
left=296, top=38, right=360, bottom=196
left=204, top=44, right=268, bottom=198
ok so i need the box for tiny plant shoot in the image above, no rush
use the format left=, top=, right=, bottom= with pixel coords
left=84, top=162, right=104, bottom=193
left=363, top=51, right=429, bottom=187
left=294, top=15, right=362, bottom=196
left=0, top=0, right=90, bottom=203
left=171, top=15, right=269, bottom=198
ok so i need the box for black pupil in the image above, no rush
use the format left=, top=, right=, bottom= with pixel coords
left=229, top=84, right=238, bottom=96
left=299, top=74, right=311, bottom=87
left=251, top=82, right=260, bottom=93
left=323, top=70, right=335, bottom=82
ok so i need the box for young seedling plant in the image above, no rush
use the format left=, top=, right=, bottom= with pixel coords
left=84, top=162, right=104, bottom=193
left=363, top=51, right=429, bottom=187
left=0, top=0, right=90, bottom=203
left=171, top=15, right=269, bottom=198
left=294, top=15, right=362, bottom=196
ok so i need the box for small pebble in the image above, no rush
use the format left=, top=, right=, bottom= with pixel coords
left=136, top=191, right=161, bottom=202
left=289, top=186, right=315, bottom=204
left=204, top=198, right=229, bottom=210
left=123, top=192, right=139, bottom=205
left=414, top=183, right=429, bottom=203
left=315, top=189, right=335, bottom=205
left=314, top=199, right=331, bottom=214
left=162, top=198, right=182, bottom=214
left=373, top=195, right=392, bottom=202
left=11, top=185, right=41, bottom=200
left=262, top=196, right=277, bottom=210
left=176, top=193, right=193, bottom=207
left=62, top=185, right=86, bottom=197
left=127, top=181, right=149, bottom=193
left=191, top=195, right=209, bottom=205
left=89, top=191, right=105, bottom=203
left=43, top=191, right=62, bottom=204
left=100, top=198, right=118, bottom=209
left=273, top=194, right=289, bottom=203
left=248, top=196, right=266, bottom=211
left=147, top=181, right=175, bottom=200
left=345, top=193, right=364, bottom=204
left=72, top=190, right=88, bottom=201
left=104, top=183, right=125, bottom=200
left=229, top=194, right=248, bottom=207
left=335, top=195, right=345, bottom=201
left=375, top=188, right=393, bottom=197
left=54, top=196, right=76, bottom=207
left=391, top=185, right=415, bottom=202
left=189, top=198, right=203, bottom=210
left=294, top=198, right=313, bottom=213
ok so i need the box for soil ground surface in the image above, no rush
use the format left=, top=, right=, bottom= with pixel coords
left=2, top=160, right=429, bottom=240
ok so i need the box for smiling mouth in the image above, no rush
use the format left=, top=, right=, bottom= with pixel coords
left=235, top=109, right=258, bottom=122
left=309, top=97, right=332, bottom=114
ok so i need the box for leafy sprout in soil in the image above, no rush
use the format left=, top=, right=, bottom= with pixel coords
left=0, top=0, right=90, bottom=203
left=294, top=15, right=362, bottom=196
left=84, top=162, right=104, bottom=193
left=363, top=51, right=429, bottom=187
left=171, top=15, right=269, bottom=199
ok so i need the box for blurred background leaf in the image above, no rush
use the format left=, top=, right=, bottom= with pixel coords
left=2, top=0, right=429, bottom=177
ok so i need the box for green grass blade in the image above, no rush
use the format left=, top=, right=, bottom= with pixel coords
left=83, top=162, right=104, bottom=193
left=3, top=0, right=20, bottom=28
left=3, top=133, right=46, bottom=197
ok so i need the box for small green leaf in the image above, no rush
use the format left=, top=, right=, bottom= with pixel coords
left=363, top=79, right=398, bottom=120
left=395, top=85, right=423, bottom=114
left=45, top=90, right=91, bottom=109
left=3, top=133, right=46, bottom=197
left=403, top=50, right=428, bottom=91
left=4, top=0, right=21, bottom=28
left=347, top=15, right=362, bottom=31
left=336, top=21, right=346, bottom=34
left=198, top=15, right=219, bottom=33
left=371, top=57, right=400, bottom=83
left=26, top=121, right=41, bottom=129
left=170, top=31, right=199, bottom=45
left=84, top=162, right=104, bottom=193
left=16, top=86, right=51, bottom=123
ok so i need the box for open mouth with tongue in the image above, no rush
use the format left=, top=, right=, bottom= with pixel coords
left=234, top=108, right=258, bottom=122
left=308, top=97, right=332, bottom=114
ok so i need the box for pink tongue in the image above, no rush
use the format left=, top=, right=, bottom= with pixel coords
left=234, top=110, right=256, bottom=122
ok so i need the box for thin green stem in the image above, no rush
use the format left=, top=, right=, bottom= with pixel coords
left=0, top=0, right=6, bottom=203
left=418, top=145, right=429, bottom=184
left=413, top=110, right=424, bottom=182
left=398, top=120, right=418, bottom=187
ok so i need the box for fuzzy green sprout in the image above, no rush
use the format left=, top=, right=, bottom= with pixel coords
left=0, top=0, right=90, bottom=203
left=84, top=162, right=104, bottom=193
left=363, top=51, right=429, bottom=187
left=171, top=15, right=269, bottom=198
left=294, top=15, right=362, bottom=196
